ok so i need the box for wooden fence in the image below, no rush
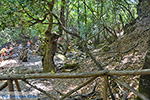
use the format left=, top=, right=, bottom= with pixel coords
left=0, top=69, right=150, bottom=100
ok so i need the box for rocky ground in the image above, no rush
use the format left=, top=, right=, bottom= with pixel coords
left=0, top=50, right=89, bottom=100
left=0, top=13, right=150, bottom=100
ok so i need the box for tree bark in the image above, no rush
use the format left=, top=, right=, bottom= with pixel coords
left=42, top=0, right=57, bottom=72
left=42, top=30, right=58, bottom=72
left=136, top=0, right=150, bottom=99
left=137, top=49, right=150, bottom=99
left=59, top=0, right=65, bottom=35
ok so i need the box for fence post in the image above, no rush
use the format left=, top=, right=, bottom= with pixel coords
left=7, top=80, right=15, bottom=100
left=103, top=75, right=108, bottom=100
left=15, top=80, right=21, bottom=92
left=7, top=80, right=14, bottom=92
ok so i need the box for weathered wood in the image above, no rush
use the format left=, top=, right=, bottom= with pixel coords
left=103, top=76, right=108, bottom=100
left=14, top=80, right=24, bottom=100
left=7, top=80, right=14, bottom=92
left=112, top=76, right=149, bottom=100
left=14, top=80, right=21, bottom=92
left=0, top=69, right=150, bottom=80
left=7, top=80, right=15, bottom=100
left=0, top=81, right=7, bottom=91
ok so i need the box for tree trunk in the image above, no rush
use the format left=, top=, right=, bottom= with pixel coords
left=77, top=0, right=80, bottom=35
left=137, top=40, right=150, bottom=100
left=42, top=0, right=57, bottom=72
left=42, top=30, right=58, bottom=72
left=137, top=0, right=150, bottom=99
left=84, top=0, right=87, bottom=38
left=59, top=0, right=65, bottom=35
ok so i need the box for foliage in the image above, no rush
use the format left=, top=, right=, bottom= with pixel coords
left=0, top=0, right=139, bottom=46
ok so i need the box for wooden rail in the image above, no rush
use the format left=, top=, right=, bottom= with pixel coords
left=0, top=69, right=150, bottom=100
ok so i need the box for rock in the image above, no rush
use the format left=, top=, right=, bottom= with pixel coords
left=56, top=54, right=66, bottom=60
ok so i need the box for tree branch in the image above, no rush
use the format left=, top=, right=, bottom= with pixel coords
left=59, top=76, right=98, bottom=100
left=118, top=3, right=135, bottom=20
left=22, top=80, right=57, bottom=100
left=52, top=12, right=82, bottom=39
left=19, top=2, right=49, bottom=26
left=0, top=81, right=7, bottom=91
left=112, top=76, right=149, bottom=100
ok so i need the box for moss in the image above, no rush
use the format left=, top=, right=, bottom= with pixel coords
left=130, top=26, right=136, bottom=33
left=62, top=63, right=79, bottom=72
left=96, top=43, right=105, bottom=48
left=102, top=46, right=110, bottom=52
left=100, top=39, right=105, bottom=43
left=124, top=22, right=136, bottom=34
left=105, top=36, right=114, bottom=44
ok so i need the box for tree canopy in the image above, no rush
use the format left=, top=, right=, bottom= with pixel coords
left=0, top=0, right=138, bottom=38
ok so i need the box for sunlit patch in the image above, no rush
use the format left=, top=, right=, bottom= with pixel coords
left=26, top=61, right=42, bottom=66
left=0, top=60, right=17, bottom=67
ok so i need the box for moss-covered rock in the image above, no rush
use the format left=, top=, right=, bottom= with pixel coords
left=61, top=63, right=79, bottom=72
left=56, top=54, right=66, bottom=60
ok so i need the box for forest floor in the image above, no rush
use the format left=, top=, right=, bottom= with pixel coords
left=0, top=14, right=150, bottom=100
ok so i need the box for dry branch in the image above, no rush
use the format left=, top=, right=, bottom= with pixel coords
left=70, top=82, right=97, bottom=99
left=59, top=76, right=97, bottom=100
left=22, top=80, right=57, bottom=100
left=123, top=41, right=139, bottom=54
left=112, top=76, right=149, bottom=100
left=116, top=81, right=128, bottom=100
left=0, top=81, right=7, bottom=91
left=108, top=82, right=115, bottom=100
left=0, top=69, right=150, bottom=80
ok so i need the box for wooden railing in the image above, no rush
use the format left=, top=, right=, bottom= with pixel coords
left=0, top=69, right=150, bottom=100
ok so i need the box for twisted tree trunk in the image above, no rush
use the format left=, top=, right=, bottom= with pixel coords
left=42, top=0, right=58, bottom=72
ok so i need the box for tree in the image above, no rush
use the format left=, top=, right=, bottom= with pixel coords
left=0, top=0, right=138, bottom=73
left=41, top=0, right=59, bottom=73
left=0, top=0, right=60, bottom=72
left=136, top=0, right=150, bottom=99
